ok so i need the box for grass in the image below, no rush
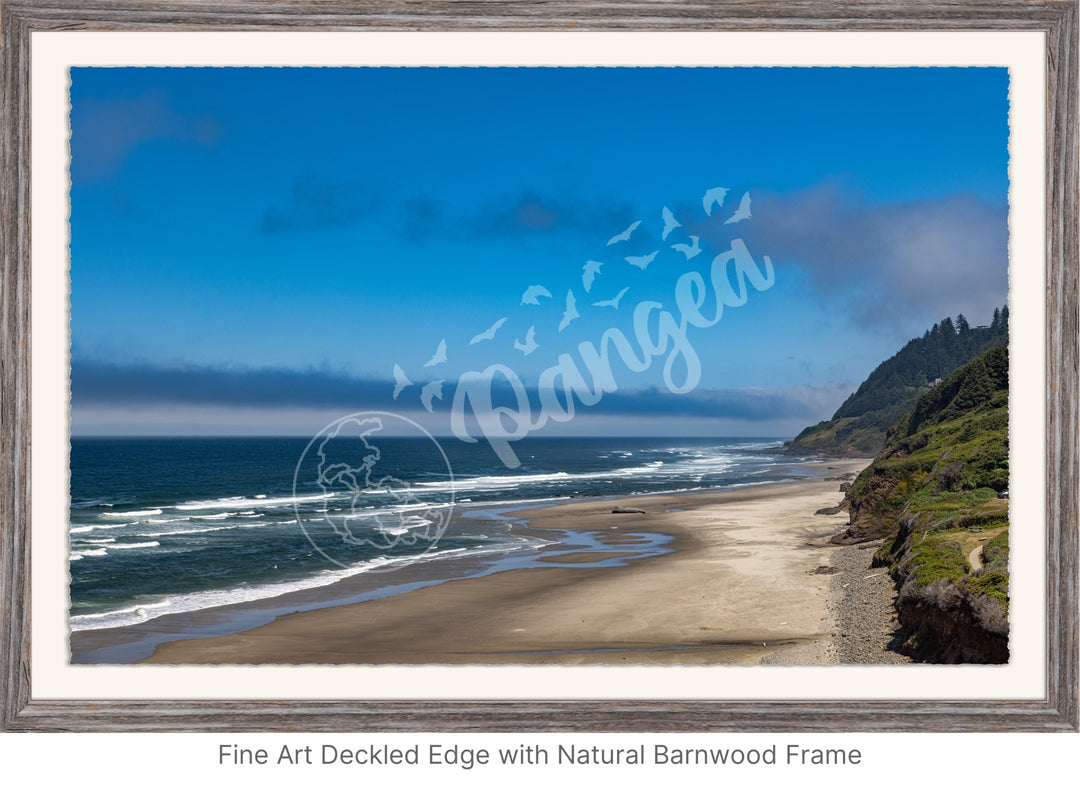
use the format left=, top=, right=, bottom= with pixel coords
left=943, top=524, right=1008, bottom=559
left=967, top=528, right=1010, bottom=607
left=904, top=537, right=971, bottom=589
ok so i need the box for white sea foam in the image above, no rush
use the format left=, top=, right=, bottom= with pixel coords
left=71, top=499, right=118, bottom=509
left=139, top=522, right=273, bottom=538
left=174, top=493, right=333, bottom=511
left=107, top=541, right=160, bottom=550
left=101, top=508, right=163, bottom=518
left=70, top=523, right=129, bottom=534
left=72, top=600, right=173, bottom=621
left=369, top=514, right=443, bottom=536
left=416, top=460, right=683, bottom=495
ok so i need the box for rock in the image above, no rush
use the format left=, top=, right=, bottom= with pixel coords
left=611, top=507, right=646, bottom=514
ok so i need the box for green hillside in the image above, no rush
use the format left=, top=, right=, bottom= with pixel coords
left=836, top=345, right=1010, bottom=663
left=785, top=307, right=1009, bottom=456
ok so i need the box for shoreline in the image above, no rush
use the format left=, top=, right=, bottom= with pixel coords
left=115, top=458, right=877, bottom=665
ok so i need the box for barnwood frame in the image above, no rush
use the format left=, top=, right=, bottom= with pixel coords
left=1, top=0, right=1076, bottom=732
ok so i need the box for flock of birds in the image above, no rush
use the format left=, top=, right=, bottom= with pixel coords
left=392, top=187, right=752, bottom=412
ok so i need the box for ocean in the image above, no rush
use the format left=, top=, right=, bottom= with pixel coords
left=69, top=435, right=817, bottom=655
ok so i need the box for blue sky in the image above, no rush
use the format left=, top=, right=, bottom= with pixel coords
left=69, top=67, right=1009, bottom=441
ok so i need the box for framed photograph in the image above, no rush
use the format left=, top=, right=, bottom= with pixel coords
left=1, top=1, right=1076, bottom=732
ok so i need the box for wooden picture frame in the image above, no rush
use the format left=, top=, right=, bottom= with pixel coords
left=1, top=0, right=1076, bottom=732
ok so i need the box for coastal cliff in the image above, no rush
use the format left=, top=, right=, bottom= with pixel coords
left=784, top=308, right=1009, bottom=457
left=831, top=345, right=1010, bottom=663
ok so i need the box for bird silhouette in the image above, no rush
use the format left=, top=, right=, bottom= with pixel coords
left=703, top=186, right=729, bottom=217
left=558, top=290, right=579, bottom=332
left=420, top=380, right=444, bottom=413
left=514, top=326, right=539, bottom=355
left=582, top=260, right=603, bottom=292
left=593, top=287, right=629, bottom=309
left=606, top=220, right=641, bottom=246
left=521, top=285, right=553, bottom=305
left=672, top=235, right=701, bottom=260
left=626, top=250, right=658, bottom=270
left=661, top=206, right=681, bottom=240
left=392, top=364, right=412, bottom=400
left=424, top=339, right=447, bottom=367
left=468, top=316, right=508, bottom=345
left=724, top=192, right=751, bottom=224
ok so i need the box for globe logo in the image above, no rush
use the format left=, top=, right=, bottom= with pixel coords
left=293, top=412, right=454, bottom=570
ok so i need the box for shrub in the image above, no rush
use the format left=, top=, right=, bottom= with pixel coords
left=970, top=593, right=1009, bottom=636
left=915, top=578, right=965, bottom=610
left=908, top=539, right=969, bottom=588
left=936, top=460, right=966, bottom=492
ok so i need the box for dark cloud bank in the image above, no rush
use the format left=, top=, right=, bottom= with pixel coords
left=72, top=361, right=843, bottom=424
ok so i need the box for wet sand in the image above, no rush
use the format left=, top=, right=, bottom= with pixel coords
left=136, top=460, right=868, bottom=665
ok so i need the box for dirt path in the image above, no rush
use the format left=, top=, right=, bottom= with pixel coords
left=968, top=545, right=984, bottom=571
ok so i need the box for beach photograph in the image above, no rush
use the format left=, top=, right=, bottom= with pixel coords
left=67, top=66, right=1011, bottom=667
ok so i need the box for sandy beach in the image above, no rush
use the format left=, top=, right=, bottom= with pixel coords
left=128, top=459, right=872, bottom=665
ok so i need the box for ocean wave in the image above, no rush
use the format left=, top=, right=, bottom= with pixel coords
left=174, top=492, right=333, bottom=511
left=70, top=523, right=129, bottom=534
left=70, top=499, right=118, bottom=510
left=69, top=535, right=539, bottom=632
left=72, top=599, right=173, bottom=621
left=101, top=508, right=163, bottom=518
left=409, top=455, right=749, bottom=495
left=107, top=541, right=161, bottom=550
left=139, top=522, right=275, bottom=538
left=414, top=465, right=650, bottom=494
